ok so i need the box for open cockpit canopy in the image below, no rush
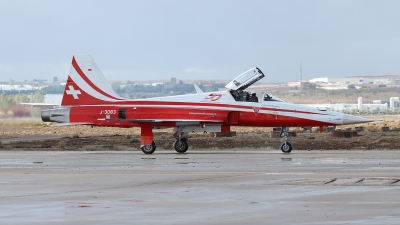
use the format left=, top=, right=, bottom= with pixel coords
left=225, top=67, right=265, bottom=91
left=226, top=67, right=285, bottom=103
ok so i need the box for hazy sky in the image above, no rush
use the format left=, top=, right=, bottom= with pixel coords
left=1, top=0, right=400, bottom=83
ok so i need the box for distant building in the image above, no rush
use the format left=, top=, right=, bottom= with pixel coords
left=200, top=81, right=213, bottom=87
left=309, top=77, right=328, bottom=83
left=32, top=79, right=47, bottom=82
left=389, top=97, right=400, bottom=109
left=303, top=103, right=387, bottom=112
left=143, top=82, right=164, bottom=86
left=0, top=84, right=41, bottom=91
left=303, top=96, right=388, bottom=112
left=319, top=85, right=348, bottom=90
left=287, top=81, right=300, bottom=87
left=151, top=82, right=163, bottom=86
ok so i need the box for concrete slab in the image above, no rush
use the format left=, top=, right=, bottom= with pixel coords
left=281, top=178, right=336, bottom=185
left=391, top=180, right=400, bottom=185
left=1, top=150, right=400, bottom=225
left=330, top=178, right=364, bottom=185
left=358, top=178, right=400, bottom=186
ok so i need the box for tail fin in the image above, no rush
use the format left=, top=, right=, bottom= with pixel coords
left=61, top=55, right=124, bottom=106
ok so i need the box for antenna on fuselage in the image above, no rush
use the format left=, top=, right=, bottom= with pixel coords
left=299, top=62, right=302, bottom=85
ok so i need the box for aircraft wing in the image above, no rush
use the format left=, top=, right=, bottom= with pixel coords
left=52, top=122, right=95, bottom=126
left=97, top=118, right=224, bottom=123
left=51, top=119, right=223, bottom=126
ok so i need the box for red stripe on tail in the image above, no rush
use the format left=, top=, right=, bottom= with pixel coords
left=72, top=56, right=122, bottom=100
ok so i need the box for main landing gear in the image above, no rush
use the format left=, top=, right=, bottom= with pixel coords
left=141, top=141, right=156, bottom=154
left=140, top=133, right=189, bottom=154
left=280, top=127, right=293, bottom=153
left=174, top=133, right=188, bottom=153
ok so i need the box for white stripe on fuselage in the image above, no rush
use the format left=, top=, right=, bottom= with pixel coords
left=75, top=100, right=343, bottom=124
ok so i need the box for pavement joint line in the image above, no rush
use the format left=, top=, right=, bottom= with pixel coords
left=355, top=178, right=365, bottom=183
left=390, top=179, right=400, bottom=184
left=278, top=177, right=400, bottom=186
left=324, top=178, right=337, bottom=184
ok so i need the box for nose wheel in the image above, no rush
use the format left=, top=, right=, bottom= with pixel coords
left=279, top=127, right=293, bottom=153
left=281, top=141, right=292, bottom=153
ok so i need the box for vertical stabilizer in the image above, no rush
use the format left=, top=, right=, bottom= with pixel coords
left=61, top=55, right=124, bottom=106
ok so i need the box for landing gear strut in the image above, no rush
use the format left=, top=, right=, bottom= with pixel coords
left=280, top=127, right=292, bottom=153
left=141, top=141, right=156, bottom=154
left=174, top=133, right=188, bottom=153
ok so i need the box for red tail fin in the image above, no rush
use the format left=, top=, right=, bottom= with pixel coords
left=61, top=55, right=123, bottom=106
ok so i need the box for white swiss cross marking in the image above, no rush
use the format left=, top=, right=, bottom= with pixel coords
left=66, top=85, right=81, bottom=99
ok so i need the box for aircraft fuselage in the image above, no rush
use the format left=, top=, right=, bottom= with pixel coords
left=42, top=90, right=365, bottom=129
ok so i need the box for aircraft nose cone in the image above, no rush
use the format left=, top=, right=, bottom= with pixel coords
left=343, top=114, right=373, bottom=125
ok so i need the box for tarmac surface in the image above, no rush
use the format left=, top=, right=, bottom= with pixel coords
left=1, top=150, right=400, bottom=225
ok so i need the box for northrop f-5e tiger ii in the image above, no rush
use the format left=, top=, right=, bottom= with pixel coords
left=41, top=55, right=372, bottom=154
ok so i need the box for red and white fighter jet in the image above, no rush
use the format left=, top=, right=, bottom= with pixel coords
left=42, top=55, right=372, bottom=154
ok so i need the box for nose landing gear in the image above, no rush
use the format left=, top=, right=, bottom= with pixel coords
left=281, top=141, right=292, bottom=153
left=280, top=127, right=292, bottom=153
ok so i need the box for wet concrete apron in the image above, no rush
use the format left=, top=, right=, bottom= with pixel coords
left=1, top=150, right=400, bottom=225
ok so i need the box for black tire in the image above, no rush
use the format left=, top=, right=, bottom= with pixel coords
left=281, top=142, right=292, bottom=153
left=174, top=139, right=188, bottom=153
left=141, top=141, right=156, bottom=154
